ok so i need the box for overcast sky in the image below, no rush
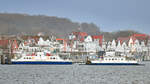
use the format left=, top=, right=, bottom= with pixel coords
left=0, top=0, right=150, bottom=34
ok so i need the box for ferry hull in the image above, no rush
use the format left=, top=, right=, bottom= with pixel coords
left=11, top=61, right=73, bottom=65
left=87, top=63, right=139, bottom=65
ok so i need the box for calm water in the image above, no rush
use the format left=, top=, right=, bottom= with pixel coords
left=0, top=62, right=150, bottom=84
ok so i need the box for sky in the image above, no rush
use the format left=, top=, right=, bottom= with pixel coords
left=0, top=0, right=150, bottom=34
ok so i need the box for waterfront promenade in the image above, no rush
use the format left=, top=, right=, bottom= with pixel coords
left=0, top=62, right=150, bottom=84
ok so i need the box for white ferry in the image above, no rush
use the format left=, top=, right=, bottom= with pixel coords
left=86, top=56, right=139, bottom=65
left=11, top=52, right=72, bottom=64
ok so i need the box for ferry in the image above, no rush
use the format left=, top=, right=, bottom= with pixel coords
left=11, top=52, right=73, bottom=64
left=86, top=56, right=140, bottom=65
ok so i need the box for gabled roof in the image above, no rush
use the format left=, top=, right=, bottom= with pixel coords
left=132, top=34, right=148, bottom=40
left=0, top=40, right=9, bottom=48
left=117, top=36, right=137, bottom=45
left=11, top=40, right=18, bottom=49
left=72, top=32, right=88, bottom=42
left=56, top=38, right=65, bottom=41
left=117, top=37, right=130, bottom=44
left=72, top=32, right=88, bottom=37
left=91, top=35, right=103, bottom=46
left=133, top=34, right=147, bottom=37
left=92, top=35, right=103, bottom=39
left=117, top=34, right=148, bottom=45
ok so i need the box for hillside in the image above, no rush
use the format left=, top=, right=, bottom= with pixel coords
left=0, top=13, right=143, bottom=41
left=101, top=30, right=141, bottom=41
left=0, top=13, right=100, bottom=37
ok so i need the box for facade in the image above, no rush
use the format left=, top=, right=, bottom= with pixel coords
left=101, top=34, right=150, bottom=60
left=7, top=32, right=150, bottom=60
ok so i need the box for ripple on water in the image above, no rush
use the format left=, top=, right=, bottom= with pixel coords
left=0, top=62, right=149, bottom=84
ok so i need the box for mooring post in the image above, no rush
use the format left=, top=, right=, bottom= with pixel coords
left=1, top=55, right=5, bottom=64
left=8, top=54, right=12, bottom=64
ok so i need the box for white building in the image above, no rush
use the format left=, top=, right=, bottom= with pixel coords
left=84, top=36, right=101, bottom=52
left=111, top=39, right=116, bottom=51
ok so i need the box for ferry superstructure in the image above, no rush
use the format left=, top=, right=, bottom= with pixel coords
left=11, top=52, right=72, bottom=64
left=11, top=37, right=72, bottom=64
left=86, top=56, right=139, bottom=65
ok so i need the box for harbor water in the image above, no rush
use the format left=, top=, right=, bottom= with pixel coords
left=0, top=62, right=150, bottom=84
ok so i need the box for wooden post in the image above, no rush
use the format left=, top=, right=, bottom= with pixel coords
left=8, top=54, right=11, bottom=64
left=1, top=55, right=5, bottom=64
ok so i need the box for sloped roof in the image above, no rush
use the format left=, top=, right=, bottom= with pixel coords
left=11, top=40, right=18, bottom=49
left=132, top=34, right=148, bottom=40
left=117, top=34, right=149, bottom=45
left=72, top=32, right=88, bottom=42
left=0, top=40, right=9, bottom=48
left=92, top=35, right=103, bottom=39
left=91, top=35, right=103, bottom=46
left=117, top=37, right=130, bottom=44
left=72, top=32, right=88, bottom=37
left=133, top=34, right=147, bottom=37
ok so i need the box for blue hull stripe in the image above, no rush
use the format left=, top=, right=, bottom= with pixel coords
left=88, top=63, right=139, bottom=65
left=11, top=61, right=73, bottom=65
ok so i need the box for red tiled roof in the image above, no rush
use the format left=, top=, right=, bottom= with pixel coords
left=133, top=34, right=147, bottom=37
left=92, top=35, right=103, bottom=39
left=72, top=32, right=88, bottom=37
left=117, top=34, right=149, bottom=44
left=79, top=32, right=88, bottom=37
left=0, top=40, right=9, bottom=47
left=56, top=38, right=65, bottom=40
left=11, top=40, right=18, bottom=49
left=117, top=37, right=130, bottom=44
left=132, top=34, right=148, bottom=40
left=72, top=32, right=88, bottom=42
left=130, top=36, right=137, bottom=44
left=92, top=35, right=103, bottom=46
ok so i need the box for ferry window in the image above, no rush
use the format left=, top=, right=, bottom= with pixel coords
left=115, top=58, right=117, bottom=60
left=112, top=58, right=114, bottom=60
left=121, top=59, right=123, bottom=60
